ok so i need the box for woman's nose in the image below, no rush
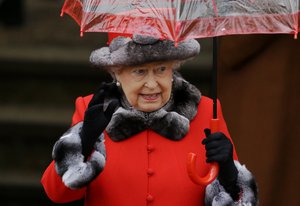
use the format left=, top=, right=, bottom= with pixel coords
left=144, top=74, right=158, bottom=88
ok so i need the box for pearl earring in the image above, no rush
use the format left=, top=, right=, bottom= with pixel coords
left=116, top=81, right=121, bottom=87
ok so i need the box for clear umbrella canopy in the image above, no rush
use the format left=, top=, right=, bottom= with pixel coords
left=61, top=0, right=299, bottom=42
left=60, top=0, right=299, bottom=186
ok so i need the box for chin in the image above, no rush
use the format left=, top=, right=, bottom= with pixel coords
left=138, top=104, right=162, bottom=112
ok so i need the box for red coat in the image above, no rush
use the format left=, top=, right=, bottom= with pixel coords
left=41, top=95, right=237, bottom=206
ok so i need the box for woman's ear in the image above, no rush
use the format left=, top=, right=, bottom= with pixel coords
left=113, top=72, right=120, bottom=82
left=111, top=71, right=122, bottom=88
left=110, top=67, right=122, bottom=79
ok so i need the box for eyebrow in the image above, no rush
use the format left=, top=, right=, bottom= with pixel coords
left=129, top=62, right=172, bottom=70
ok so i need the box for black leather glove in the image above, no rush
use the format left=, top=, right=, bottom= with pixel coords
left=80, top=82, right=120, bottom=160
left=202, top=129, right=240, bottom=200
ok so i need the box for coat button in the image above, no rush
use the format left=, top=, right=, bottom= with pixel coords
left=146, top=194, right=154, bottom=202
left=147, top=145, right=155, bottom=152
left=147, top=168, right=154, bottom=176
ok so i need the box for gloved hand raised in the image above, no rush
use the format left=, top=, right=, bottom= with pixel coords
left=80, top=82, right=120, bottom=160
left=202, top=129, right=240, bottom=200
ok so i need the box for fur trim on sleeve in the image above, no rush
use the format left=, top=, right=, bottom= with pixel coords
left=205, top=161, right=258, bottom=206
left=52, top=122, right=106, bottom=189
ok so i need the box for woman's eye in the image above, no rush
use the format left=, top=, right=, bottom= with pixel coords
left=156, top=66, right=167, bottom=73
left=132, top=69, right=145, bottom=75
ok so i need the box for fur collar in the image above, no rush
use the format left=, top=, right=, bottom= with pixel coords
left=106, top=72, right=201, bottom=141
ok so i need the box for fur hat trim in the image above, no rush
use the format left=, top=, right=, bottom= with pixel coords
left=52, top=122, right=106, bottom=189
left=90, top=35, right=200, bottom=68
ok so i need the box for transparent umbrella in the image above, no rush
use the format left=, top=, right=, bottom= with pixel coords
left=61, top=0, right=299, bottom=41
left=60, top=0, right=300, bottom=185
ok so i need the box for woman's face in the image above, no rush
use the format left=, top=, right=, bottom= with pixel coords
left=114, top=61, right=177, bottom=112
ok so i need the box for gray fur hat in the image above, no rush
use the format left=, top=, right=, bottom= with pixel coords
left=89, top=34, right=200, bottom=69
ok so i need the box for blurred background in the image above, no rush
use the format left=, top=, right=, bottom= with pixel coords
left=0, top=0, right=299, bottom=205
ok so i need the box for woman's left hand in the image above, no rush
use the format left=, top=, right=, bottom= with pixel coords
left=202, top=129, right=240, bottom=200
left=80, top=82, right=120, bottom=160
left=202, top=129, right=233, bottom=164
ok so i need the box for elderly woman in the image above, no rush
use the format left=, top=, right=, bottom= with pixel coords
left=41, top=34, right=258, bottom=206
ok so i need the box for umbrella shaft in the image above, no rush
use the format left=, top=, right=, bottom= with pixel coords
left=212, top=37, right=218, bottom=119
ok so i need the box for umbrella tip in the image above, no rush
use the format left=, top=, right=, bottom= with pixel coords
left=60, top=10, right=64, bottom=17
left=173, top=39, right=179, bottom=47
left=80, top=30, right=84, bottom=38
left=294, top=31, right=298, bottom=40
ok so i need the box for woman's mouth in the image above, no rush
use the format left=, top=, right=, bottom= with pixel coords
left=141, top=93, right=160, bottom=101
